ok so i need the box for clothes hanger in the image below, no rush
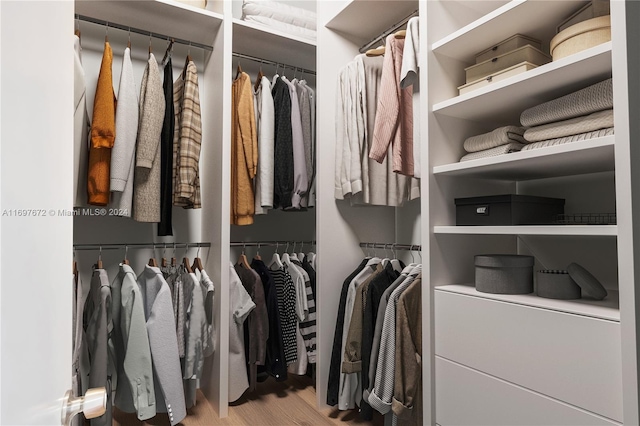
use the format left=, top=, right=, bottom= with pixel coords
left=161, top=243, right=168, bottom=268
left=254, top=243, right=262, bottom=261
left=237, top=243, right=251, bottom=269
left=254, top=63, right=265, bottom=92
left=281, top=242, right=291, bottom=266
left=127, top=28, right=131, bottom=50
left=394, top=29, right=407, bottom=39
left=75, top=17, right=81, bottom=41
left=171, top=243, right=177, bottom=267
left=182, top=244, right=193, bottom=273
left=123, top=245, right=130, bottom=265
left=298, top=241, right=305, bottom=262
left=390, top=244, right=403, bottom=271
left=148, top=245, right=158, bottom=267
left=182, top=43, right=192, bottom=80
left=148, top=32, right=152, bottom=59
left=104, top=22, right=108, bottom=43
left=269, top=242, right=283, bottom=269
left=290, top=241, right=299, bottom=261
left=192, top=243, right=204, bottom=272
left=365, top=45, right=385, bottom=57
left=162, top=38, right=174, bottom=66
left=236, top=60, right=243, bottom=80
left=96, top=246, right=103, bottom=269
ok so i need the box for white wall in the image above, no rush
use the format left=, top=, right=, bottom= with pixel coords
left=1, top=1, right=74, bottom=423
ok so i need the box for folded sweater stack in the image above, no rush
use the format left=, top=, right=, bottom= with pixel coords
left=242, top=0, right=317, bottom=40
left=520, top=78, right=614, bottom=151
left=460, top=126, right=526, bottom=162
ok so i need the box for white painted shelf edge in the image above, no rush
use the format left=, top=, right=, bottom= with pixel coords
left=232, top=18, right=317, bottom=47
left=433, top=225, right=618, bottom=236
left=433, top=136, right=615, bottom=178
left=433, top=42, right=612, bottom=114
left=435, top=284, right=620, bottom=322
left=156, top=0, right=223, bottom=19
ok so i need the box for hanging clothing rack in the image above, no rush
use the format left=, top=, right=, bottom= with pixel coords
left=73, top=242, right=212, bottom=251
left=359, top=242, right=421, bottom=251
left=232, top=52, right=316, bottom=76
left=358, top=9, right=419, bottom=53
left=75, top=14, right=213, bottom=52
left=230, top=240, right=316, bottom=247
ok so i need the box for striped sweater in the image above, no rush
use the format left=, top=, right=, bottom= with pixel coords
left=293, top=260, right=316, bottom=363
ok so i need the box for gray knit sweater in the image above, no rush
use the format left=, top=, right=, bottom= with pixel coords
left=134, top=54, right=165, bottom=222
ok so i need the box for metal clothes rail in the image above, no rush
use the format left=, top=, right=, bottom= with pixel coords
left=73, top=242, right=212, bottom=251
left=230, top=240, right=316, bottom=247
left=359, top=242, right=421, bottom=251
left=76, top=14, right=214, bottom=52
left=358, top=9, right=419, bottom=53
left=232, top=52, right=316, bottom=76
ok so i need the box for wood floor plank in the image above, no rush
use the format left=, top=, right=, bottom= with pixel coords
left=112, top=375, right=383, bottom=426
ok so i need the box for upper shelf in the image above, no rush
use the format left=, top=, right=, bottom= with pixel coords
left=75, top=0, right=223, bottom=47
left=432, top=42, right=612, bottom=124
left=432, top=0, right=589, bottom=60
left=434, top=225, right=618, bottom=237
left=435, top=285, right=620, bottom=322
left=325, top=0, right=418, bottom=46
left=433, top=136, right=615, bottom=180
left=232, top=19, right=316, bottom=71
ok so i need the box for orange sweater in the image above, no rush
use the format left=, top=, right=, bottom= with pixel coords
left=231, top=72, right=258, bottom=225
left=87, top=42, right=116, bottom=206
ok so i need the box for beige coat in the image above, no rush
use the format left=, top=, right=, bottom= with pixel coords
left=134, top=54, right=165, bottom=222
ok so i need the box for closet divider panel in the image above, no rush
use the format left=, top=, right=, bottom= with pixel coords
left=199, top=0, right=233, bottom=417
left=611, top=1, right=640, bottom=423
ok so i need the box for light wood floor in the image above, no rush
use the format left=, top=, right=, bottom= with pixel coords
left=113, top=375, right=383, bottom=426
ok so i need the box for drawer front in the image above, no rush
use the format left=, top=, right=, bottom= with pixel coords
left=436, top=357, right=620, bottom=426
left=435, top=290, right=622, bottom=421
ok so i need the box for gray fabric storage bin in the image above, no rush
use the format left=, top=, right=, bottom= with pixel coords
left=537, top=270, right=581, bottom=299
left=475, top=254, right=534, bottom=294
left=475, top=34, right=542, bottom=64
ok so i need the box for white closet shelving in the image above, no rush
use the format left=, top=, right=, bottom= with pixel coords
left=425, top=0, right=640, bottom=424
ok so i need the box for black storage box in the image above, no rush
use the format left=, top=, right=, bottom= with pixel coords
left=455, top=194, right=565, bottom=226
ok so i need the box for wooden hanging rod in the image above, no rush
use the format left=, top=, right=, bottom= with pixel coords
left=359, top=242, right=421, bottom=251
left=232, top=52, right=316, bottom=76
left=358, top=9, right=419, bottom=53
left=75, top=14, right=213, bottom=52
left=73, top=242, right=211, bottom=251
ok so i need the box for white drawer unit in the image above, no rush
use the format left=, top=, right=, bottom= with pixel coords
left=435, top=288, right=623, bottom=421
left=436, top=357, right=620, bottom=426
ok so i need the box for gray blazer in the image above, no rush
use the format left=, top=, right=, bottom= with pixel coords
left=138, top=265, right=186, bottom=425
left=112, top=264, right=156, bottom=420
left=83, top=269, right=115, bottom=426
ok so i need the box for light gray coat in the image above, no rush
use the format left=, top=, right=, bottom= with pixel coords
left=137, top=265, right=186, bottom=425
left=82, top=269, right=115, bottom=426
left=134, top=54, right=165, bottom=222
left=111, top=264, right=156, bottom=420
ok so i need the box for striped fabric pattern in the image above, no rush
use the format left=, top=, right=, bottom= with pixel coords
left=369, top=35, right=414, bottom=176
left=368, top=266, right=422, bottom=416
left=294, top=260, right=317, bottom=364
left=172, top=61, right=202, bottom=209
left=522, top=126, right=614, bottom=151
left=270, top=267, right=299, bottom=365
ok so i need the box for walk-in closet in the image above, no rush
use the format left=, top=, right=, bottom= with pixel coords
left=2, top=0, right=640, bottom=425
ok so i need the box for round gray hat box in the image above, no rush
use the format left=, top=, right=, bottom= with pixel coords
left=475, top=254, right=534, bottom=294
left=536, top=270, right=581, bottom=299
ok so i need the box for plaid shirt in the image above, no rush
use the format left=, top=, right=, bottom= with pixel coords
left=172, top=61, right=202, bottom=209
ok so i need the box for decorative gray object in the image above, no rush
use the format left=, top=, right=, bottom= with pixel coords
left=567, top=262, right=608, bottom=300
left=475, top=254, right=534, bottom=294
left=536, top=270, right=581, bottom=300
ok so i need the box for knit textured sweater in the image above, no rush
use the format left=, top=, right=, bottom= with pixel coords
left=87, top=41, right=115, bottom=206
